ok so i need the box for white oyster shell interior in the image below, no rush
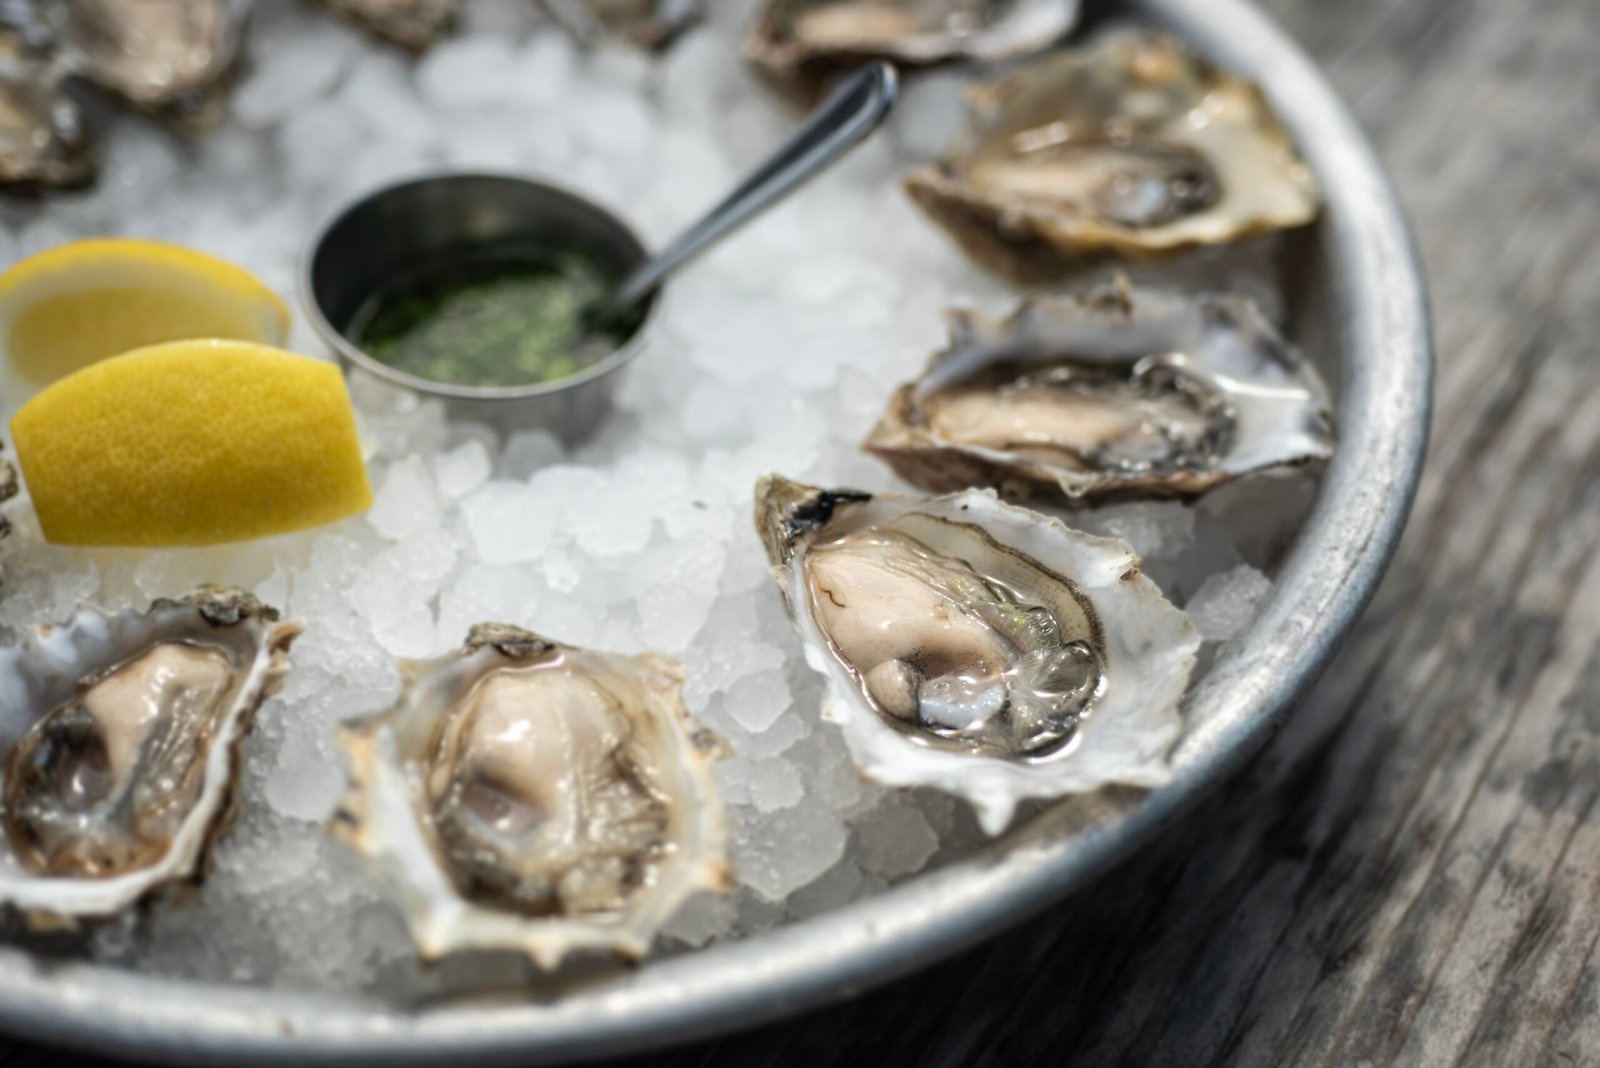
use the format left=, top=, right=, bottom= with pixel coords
left=311, top=0, right=462, bottom=50
left=746, top=0, right=1078, bottom=98
left=757, top=476, right=1199, bottom=835
left=0, top=51, right=92, bottom=189
left=865, top=281, right=1335, bottom=501
left=0, top=588, right=299, bottom=925
left=904, top=31, right=1320, bottom=278
left=333, top=626, right=729, bottom=968
left=42, top=0, right=249, bottom=129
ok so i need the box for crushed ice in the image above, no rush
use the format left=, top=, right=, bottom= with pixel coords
left=0, top=0, right=1318, bottom=994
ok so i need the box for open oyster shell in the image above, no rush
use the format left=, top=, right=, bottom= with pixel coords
left=756, top=475, right=1198, bottom=834
left=0, top=50, right=92, bottom=190
left=904, top=31, right=1320, bottom=280
left=746, top=0, right=1078, bottom=102
left=310, top=0, right=462, bottom=51
left=0, top=447, right=17, bottom=578
left=333, top=624, right=729, bottom=968
left=0, top=587, right=299, bottom=927
left=864, top=281, right=1334, bottom=503
left=41, top=0, right=250, bottom=134
left=540, top=0, right=699, bottom=51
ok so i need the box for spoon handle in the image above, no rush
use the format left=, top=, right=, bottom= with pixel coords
left=593, top=60, right=899, bottom=326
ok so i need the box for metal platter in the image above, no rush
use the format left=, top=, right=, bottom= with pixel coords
left=0, top=0, right=1431, bottom=1061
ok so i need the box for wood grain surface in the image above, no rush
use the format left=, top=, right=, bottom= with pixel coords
left=7, top=0, right=1598, bottom=1063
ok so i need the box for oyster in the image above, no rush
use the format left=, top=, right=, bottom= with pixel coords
left=756, top=475, right=1198, bottom=834
left=0, top=446, right=16, bottom=579
left=0, top=51, right=93, bottom=190
left=864, top=281, right=1334, bottom=503
left=746, top=0, right=1078, bottom=101
left=904, top=32, right=1320, bottom=280
left=540, top=0, right=699, bottom=51
left=0, top=587, right=299, bottom=926
left=311, top=0, right=462, bottom=51
left=333, top=625, right=729, bottom=967
left=41, top=0, right=250, bottom=134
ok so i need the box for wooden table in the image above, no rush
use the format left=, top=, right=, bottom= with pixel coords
left=9, top=0, right=1598, bottom=1063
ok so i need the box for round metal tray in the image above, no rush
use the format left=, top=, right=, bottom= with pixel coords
left=0, top=0, right=1432, bottom=1062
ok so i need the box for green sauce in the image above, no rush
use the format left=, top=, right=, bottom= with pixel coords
left=348, top=252, right=634, bottom=388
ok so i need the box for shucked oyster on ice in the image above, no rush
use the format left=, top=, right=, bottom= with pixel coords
left=746, top=0, right=1078, bottom=101
left=904, top=32, right=1320, bottom=280
left=0, top=587, right=299, bottom=927
left=865, top=281, right=1334, bottom=503
left=39, top=0, right=250, bottom=133
left=333, top=625, right=729, bottom=967
left=540, top=0, right=699, bottom=51
left=0, top=447, right=17, bottom=579
left=756, top=475, right=1198, bottom=834
left=310, top=0, right=462, bottom=51
left=0, top=48, right=93, bottom=190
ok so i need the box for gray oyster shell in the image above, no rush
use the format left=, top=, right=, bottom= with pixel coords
left=755, top=474, right=1197, bottom=834
left=41, top=0, right=251, bottom=134
left=904, top=31, right=1320, bottom=280
left=0, top=445, right=16, bottom=581
left=332, top=624, right=729, bottom=967
left=0, top=587, right=300, bottom=927
left=864, top=281, right=1335, bottom=503
left=0, top=45, right=92, bottom=190
left=746, top=0, right=1078, bottom=101
left=310, top=0, right=462, bottom=51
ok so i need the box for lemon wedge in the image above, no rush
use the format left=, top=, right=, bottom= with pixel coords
left=0, top=238, right=290, bottom=393
left=11, top=339, right=372, bottom=547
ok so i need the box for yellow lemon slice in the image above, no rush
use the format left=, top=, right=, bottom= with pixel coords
left=12, top=340, right=372, bottom=547
left=0, top=238, right=290, bottom=393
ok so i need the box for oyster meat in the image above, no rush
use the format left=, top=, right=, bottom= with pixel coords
left=0, top=587, right=299, bottom=926
left=904, top=32, right=1320, bottom=280
left=865, top=281, right=1334, bottom=503
left=333, top=625, right=729, bottom=967
left=756, top=475, right=1198, bottom=834
left=41, top=0, right=249, bottom=133
left=540, top=0, right=699, bottom=51
left=310, top=0, right=462, bottom=51
left=0, top=50, right=92, bottom=189
left=746, top=0, right=1078, bottom=101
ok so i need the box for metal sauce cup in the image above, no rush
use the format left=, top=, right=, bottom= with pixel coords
left=301, top=173, right=659, bottom=440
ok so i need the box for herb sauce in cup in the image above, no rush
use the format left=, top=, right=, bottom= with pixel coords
left=348, top=250, right=634, bottom=388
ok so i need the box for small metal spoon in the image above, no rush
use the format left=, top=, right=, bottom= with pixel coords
left=588, top=60, right=900, bottom=331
